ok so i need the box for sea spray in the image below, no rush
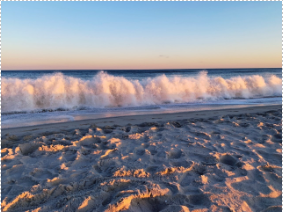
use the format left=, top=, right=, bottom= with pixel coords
left=2, top=71, right=282, bottom=113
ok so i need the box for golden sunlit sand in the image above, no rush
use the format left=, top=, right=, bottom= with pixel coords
left=1, top=105, right=282, bottom=212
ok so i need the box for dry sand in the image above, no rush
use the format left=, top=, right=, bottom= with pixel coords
left=1, top=105, right=282, bottom=212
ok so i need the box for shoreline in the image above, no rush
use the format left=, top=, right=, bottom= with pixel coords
left=2, top=104, right=281, bottom=137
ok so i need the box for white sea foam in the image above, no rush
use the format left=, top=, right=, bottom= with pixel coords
left=2, top=71, right=282, bottom=113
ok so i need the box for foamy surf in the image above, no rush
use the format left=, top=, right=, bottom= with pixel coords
left=2, top=71, right=282, bottom=113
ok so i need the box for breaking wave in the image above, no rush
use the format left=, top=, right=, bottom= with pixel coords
left=2, top=71, right=282, bottom=113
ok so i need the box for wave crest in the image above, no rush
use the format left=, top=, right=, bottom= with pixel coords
left=2, top=71, right=282, bottom=113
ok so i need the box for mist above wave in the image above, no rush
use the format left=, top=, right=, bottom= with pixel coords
left=2, top=71, right=281, bottom=113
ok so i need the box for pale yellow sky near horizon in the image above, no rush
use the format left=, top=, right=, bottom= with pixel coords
left=3, top=47, right=281, bottom=70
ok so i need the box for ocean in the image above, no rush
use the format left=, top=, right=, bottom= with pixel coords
left=2, top=68, right=282, bottom=128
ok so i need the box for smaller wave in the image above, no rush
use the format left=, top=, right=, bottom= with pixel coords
left=2, top=71, right=282, bottom=113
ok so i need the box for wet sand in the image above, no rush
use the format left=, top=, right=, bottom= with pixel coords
left=1, top=105, right=282, bottom=212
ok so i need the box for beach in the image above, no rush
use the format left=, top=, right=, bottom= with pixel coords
left=1, top=105, right=282, bottom=212
left=3, top=1, right=282, bottom=211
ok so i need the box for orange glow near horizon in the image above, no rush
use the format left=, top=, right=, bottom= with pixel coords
left=2, top=51, right=281, bottom=70
left=2, top=41, right=282, bottom=70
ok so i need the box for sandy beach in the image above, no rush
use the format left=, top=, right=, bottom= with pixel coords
left=1, top=105, right=282, bottom=212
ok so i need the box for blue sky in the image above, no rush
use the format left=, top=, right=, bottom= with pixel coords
left=2, top=1, right=282, bottom=70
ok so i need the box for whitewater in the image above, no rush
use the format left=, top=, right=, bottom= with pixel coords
left=2, top=69, right=281, bottom=128
left=2, top=71, right=282, bottom=113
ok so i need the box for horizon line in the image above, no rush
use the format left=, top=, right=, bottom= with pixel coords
left=2, top=67, right=281, bottom=71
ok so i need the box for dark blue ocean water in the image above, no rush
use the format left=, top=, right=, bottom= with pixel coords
left=2, top=68, right=282, bottom=80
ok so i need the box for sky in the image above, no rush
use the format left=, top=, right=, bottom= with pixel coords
left=2, top=1, right=282, bottom=70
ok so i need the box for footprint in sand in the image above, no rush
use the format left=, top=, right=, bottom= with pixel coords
left=219, top=154, right=239, bottom=167
left=188, top=193, right=211, bottom=207
left=272, top=133, right=282, bottom=143
left=102, top=196, right=112, bottom=206
left=30, top=168, right=55, bottom=180
left=18, top=141, right=43, bottom=156
left=127, top=197, right=167, bottom=212
left=162, top=182, right=179, bottom=194
left=193, top=163, right=207, bottom=175
left=135, top=148, right=145, bottom=156
left=149, top=149, right=158, bottom=156
left=155, top=150, right=167, bottom=158
left=167, top=149, right=183, bottom=159
left=146, top=166, right=159, bottom=173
